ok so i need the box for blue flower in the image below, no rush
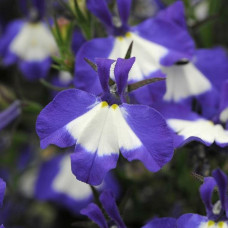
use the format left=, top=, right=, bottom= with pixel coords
left=0, top=0, right=58, bottom=80
left=143, top=169, right=228, bottom=228
left=153, top=102, right=228, bottom=148
left=36, top=57, right=174, bottom=185
left=74, top=0, right=195, bottom=95
left=144, top=48, right=228, bottom=148
left=81, top=189, right=126, bottom=228
left=34, top=153, right=119, bottom=214
left=177, top=169, right=228, bottom=228
left=131, top=47, right=228, bottom=120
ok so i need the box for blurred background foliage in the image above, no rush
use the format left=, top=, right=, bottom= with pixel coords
left=0, top=0, right=227, bottom=227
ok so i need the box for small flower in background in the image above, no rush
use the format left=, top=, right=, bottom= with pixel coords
left=153, top=102, right=228, bottom=148
left=131, top=46, right=228, bottom=148
left=36, top=57, right=174, bottom=185
left=81, top=189, right=126, bottom=228
left=50, top=71, right=73, bottom=98
left=33, top=153, right=119, bottom=214
left=74, top=0, right=195, bottom=95
left=0, top=0, right=58, bottom=80
left=178, top=169, right=228, bottom=228
left=131, top=47, right=228, bottom=119
left=143, top=169, right=228, bottom=228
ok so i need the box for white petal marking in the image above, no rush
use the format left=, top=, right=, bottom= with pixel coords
left=163, top=62, right=212, bottom=102
left=214, top=124, right=228, bottom=145
left=108, top=32, right=168, bottom=82
left=118, top=106, right=142, bottom=150
left=66, top=102, right=142, bottom=156
left=167, top=119, right=216, bottom=144
left=220, top=107, right=228, bottom=123
left=199, top=221, right=228, bottom=228
left=10, top=22, right=58, bottom=61
left=52, top=156, right=93, bottom=199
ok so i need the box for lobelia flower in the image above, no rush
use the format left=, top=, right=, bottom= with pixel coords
left=162, top=48, right=228, bottom=119
left=34, top=153, right=119, bottom=214
left=143, top=169, right=228, bottom=228
left=36, top=57, right=174, bottom=185
left=0, top=0, right=58, bottom=80
left=142, top=49, right=228, bottom=148
left=177, top=169, right=228, bottom=228
left=81, top=189, right=126, bottom=228
left=74, top=0, right=195, bottom=95
left=131, top=47, right=228, bottom=120
left=153, top=102, right=228, bottom=148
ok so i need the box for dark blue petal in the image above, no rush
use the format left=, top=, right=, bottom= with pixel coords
left=87, top=0, right=113, bottom=31
left=32, top=0, right=45, bottom=18
left=74, top=37, right=115, bottom=95
left=154, top=0, right=166, bottom=10
left=212, top=169, right=228, bottom=215
left=197, top=88, right=220, bottom=120
left=71, top=145, right=119, bottom=185
left=120, top=103, right=174, bottom=172
left=81, top=203, right=108, bottom=228
left=71, top=29, right=86, bottom=54
left=142, top=217, right=177, bottom=228
left=35, top=154, right=93, bottom=214
left=195, top=48, right=228, bottom=92
left=19, top=58, right=51, bottom=81
left=0, top=20, right=24, bottom=63
left=156, top=1, right=187, bottom=28
left=177, top=213, right=208, bottom=228
left=99, top=190, right=126, bottom=228
left=35, top=154, right=120, bottom=214
left=96, top=58, right=115, bottom=93
left=199, top=177, right=216, bottom=217
left=0, top=178, right=6, bottom=207
left=116, top=0, right=131, bottom=28
left=114, top=57, right=135, bottom=101
left=36, top=89, right=98, bottom=149
left=129, top=80, right=166, bottom=106
left=133, top=2, right=195, bottom=66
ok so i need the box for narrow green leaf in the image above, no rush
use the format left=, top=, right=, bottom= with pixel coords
left=84, top=58, right=97, bottom=71
left=124, top=41, right=134, bottom=59
left=128, top=77, right=165, bottom=91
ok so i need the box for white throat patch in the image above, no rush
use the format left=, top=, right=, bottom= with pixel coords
left=10, top=22, right=58, bottom=61
left=108, top=32, right=168, bottom=82
left=163, top=62, right=212, bottom=102
left=66, top=102, right=142, bottom=156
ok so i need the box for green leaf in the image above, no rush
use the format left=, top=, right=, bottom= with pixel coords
left=128, top=78, right=166, bottom=92
left=124, top=41, right=134, bottom=59
left=84, top=57, right=97, bottom=71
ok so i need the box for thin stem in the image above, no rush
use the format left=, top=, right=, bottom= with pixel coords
left=39, top=79, right=67, bottom=91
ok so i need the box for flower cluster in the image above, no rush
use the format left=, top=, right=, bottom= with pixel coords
left=0, top=0, right=227, bottom=227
